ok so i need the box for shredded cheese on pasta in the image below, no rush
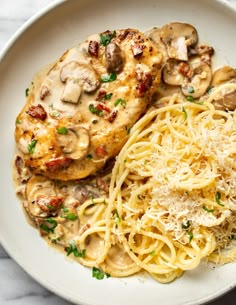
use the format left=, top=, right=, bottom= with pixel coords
left=76, top=90, right=236, bottom=283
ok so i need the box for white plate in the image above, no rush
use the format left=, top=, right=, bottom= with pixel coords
left=0, top=0, right=236, bottom=304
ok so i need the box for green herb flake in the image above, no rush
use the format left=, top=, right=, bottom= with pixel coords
left=100, top=31, right=116, bottom=46
left=25, top=88, right=29, bottom=97
left=215, top=191, right=224, bottom=206
left=46, top=204, right=54, bottom=210
left=92, top=119, right=98, bottom=124
left=186, top=95, right=194, bottom=102
left=207, top=86, right=214, bottom=94
left=150, top=250, right=156, bottom=256
left=182, top=220, right=191, bottom=230
left=187, top=96, right=204, bottom=105
left=182, top=107, right=188, bottom=121
left=28, top=139, right=37, bottom=154
left=92, top=266, right=110, bottom=280
left=188, top=86, right=195, bottom=94
left=203, top=206, right=214, bottom=213
left=114, top=209, right=121, bottom=222
left=100, top=72, right=117, bottom=83
left=16, top=119, right=21, bottom=124
left=66, top=240, right=86, bottom=258
left=127, top=127, right=132, bottom=135
left=62, top=207, right=69, bottom=213
left=86, top=154, right=93, bottom=159
left=88, top=104, right=103, bottom=116
left=52, top=111, right=60, bottom=118
left=57, top=127, right=68, bottom=134
left=105, top=93, right=113, bottom=100
left=114, top=98, right=127, bottom=108
left=40, top=218, right=58, bottom=234
left=63, top=213, right=78, bottom=221
left=187, top=231, right=194, bottom=243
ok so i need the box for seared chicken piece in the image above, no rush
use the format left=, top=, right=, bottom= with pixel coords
left=15, top=29, right=163, bottom=180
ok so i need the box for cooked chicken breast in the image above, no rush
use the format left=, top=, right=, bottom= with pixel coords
left=15, top=29, right=163, bottom=180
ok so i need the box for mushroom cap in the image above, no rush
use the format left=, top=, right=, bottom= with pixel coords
left=56, top=125, right=90, bottom=160
left=26, top=175, right=63, bottom=218
left=162, top=59, right=185, bottom=86
left=181, top=58, right=212, bottom=98
left=211, top=66, right=236, bottom=86
left=160, top=22, right=198, bottom=61
left=210, top=67, right=236, bottom=111
left=60, top=61, right=100, bottom=93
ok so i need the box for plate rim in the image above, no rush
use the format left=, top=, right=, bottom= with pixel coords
left=0, top=1, right=236, bottom=305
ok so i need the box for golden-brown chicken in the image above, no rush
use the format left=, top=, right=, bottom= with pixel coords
left=15, top=29, right=163, bottom=180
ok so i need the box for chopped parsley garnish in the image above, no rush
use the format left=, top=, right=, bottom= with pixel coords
left=203, top=206, right=214, bottom=213
left=150, top=250, right=156, bottom=256
left=127, top=126, right=132, bottom=135
left=40, top=218, right=58, bottom=233
left=186, top=95, right=194, bottom=102
left=52, top=111, right=60, bottom=118
left=86, top=154, right=93, bottom=159
left=182, top=220, right=191, bottom=230
left=114, top=98, right=127, bottom=107
left=215, top=191, right=224, bottom=206
left=66, top=240, right=86, bottom=258
left=100, top=31, right=116, bottom=46
left=187, top=231, right=194, bottom=243
left=92, top=267, right=110, bottom=280
left=92, top=119, right=98, bottom=124
left=62, top=212, right=78, bottom=221
left=16, top=119, right=21, bottom=124
left=57, top=127, right=68, bottom=134
left=186, top=96, right=204, bottom=105
left=25, top=88, right=29, bottom=97
left=88, top=104, right=103, bottom=116
left=46, top=204, right=54, bottom=210
left=100, top=73, right=117, bottom=83
left=182, top=107, right=188, bottom=121
left=188, top=86, right=195, bottom=94
left=207, top=86, right=214, bottom=94
left=62, top=207, right=69, bottom=212
left=105, top=93, right=113, bottom=100
left=28, top=139, right=37, bottom=154
left=114, top=209, right=121, bottom=222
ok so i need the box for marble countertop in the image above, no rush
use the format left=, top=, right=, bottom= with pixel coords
left=0, top=0, right=236, bottom=304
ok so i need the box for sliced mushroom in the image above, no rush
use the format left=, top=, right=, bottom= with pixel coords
left=211, top=66, right=236, bottom=86
left=212, top=88, right=236, bottom=111
left=26, top=175, right=63, bottom=218
left=73, top=184, right=100, bottom=204
left=105, top=43, right=124, bottom=73
left=56, top=125, right=90, bottom=160
left=162, top=59, right=186, bottom=86
left=60, top=61, right=100, bottom=104
left=209, top=66, right=236, bottom=111
left=160, top=22, right=198, bottom=61
left=181, top=58, right=212, bottom=98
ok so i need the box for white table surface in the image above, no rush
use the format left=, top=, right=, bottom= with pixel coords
left=1, top=0, right=236, bottom=304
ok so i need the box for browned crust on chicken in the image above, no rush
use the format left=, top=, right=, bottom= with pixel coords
left=15, top=28, right=163, bottom=180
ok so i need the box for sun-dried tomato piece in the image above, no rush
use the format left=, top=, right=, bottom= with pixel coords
left=88, top=40, right=99, bottom=57
left=95, top=145, right=107, bottom=157
left=36, top=194, right=64, bottom=212
left=45, top=157, right=72, bottom=172
left=28, top=104, right=47, bottom=121
left=136, top=73, right=153, bottom=96
left=132, top=44, right=145, bottom=57
left=106, top=110, right=118, bottom=123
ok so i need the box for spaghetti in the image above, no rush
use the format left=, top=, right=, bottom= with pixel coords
left=75, top=92, right=236, bottom=283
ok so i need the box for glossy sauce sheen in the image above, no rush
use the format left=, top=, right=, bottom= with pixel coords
left=15, top=29, right=163, bottom=180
